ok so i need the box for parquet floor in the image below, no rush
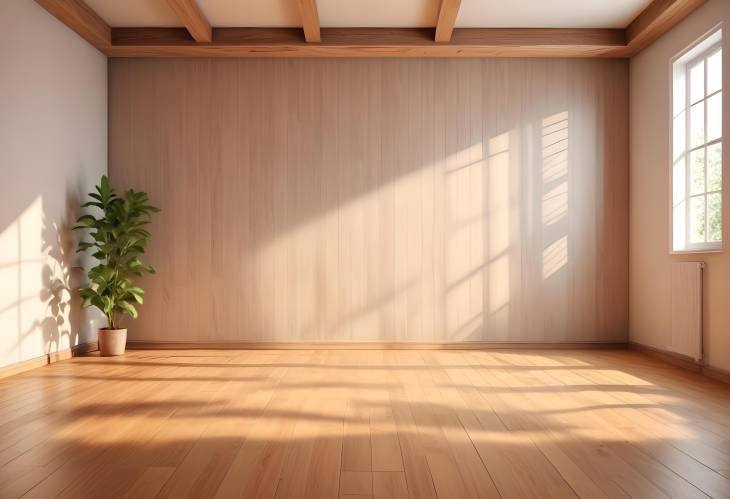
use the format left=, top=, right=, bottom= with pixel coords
left=1, top=348, right=729, bottom=498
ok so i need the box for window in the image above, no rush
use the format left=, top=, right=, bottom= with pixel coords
left=672, top=29, right=723, bottom=252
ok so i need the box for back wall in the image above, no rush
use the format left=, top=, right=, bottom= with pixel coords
left=109, top=58, right=628, bottom=344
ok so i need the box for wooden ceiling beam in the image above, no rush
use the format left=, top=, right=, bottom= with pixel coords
left=296, top=0, right=321, bottom=43
left=435, top=0, right=462, bottom=42
left=107, top=27, right=626, bottom=58
left=34, top=0, right=110, bottom=51
left=39, top=0, right=707, bottom=60
left=623, top=0, right=706, bottom=55
left=165, top=0, right=212, bottom=43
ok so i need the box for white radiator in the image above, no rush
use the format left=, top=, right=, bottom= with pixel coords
left=669, top=262, right=704, bottom=362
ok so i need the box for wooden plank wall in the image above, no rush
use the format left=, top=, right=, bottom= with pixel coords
left=108, top=58, right=629, bottom=343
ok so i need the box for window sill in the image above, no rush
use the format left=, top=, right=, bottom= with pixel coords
left=670, top=246, right=723, bottom=255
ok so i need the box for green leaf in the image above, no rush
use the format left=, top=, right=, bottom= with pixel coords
left=100, top=175, right=111, bottom=199
left=126, top=290, right=144, bottom=304
left=73, top=215, right=97, bottom=229
left=117, top=300, right=138, bottom=318
left=90, top=294, right=106, bottom=312
left=81, top=201, right=104, bottom=209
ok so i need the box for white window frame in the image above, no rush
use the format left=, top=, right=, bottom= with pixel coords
left=671, top=27, right=724, bottom=254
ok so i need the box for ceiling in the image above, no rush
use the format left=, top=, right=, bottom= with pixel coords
left=456, top=0, right=651, bottom=28
left=84, top=0, right=652, bottom=29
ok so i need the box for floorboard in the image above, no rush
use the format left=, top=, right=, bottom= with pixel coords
left=0, top=349, right=728, bottom=498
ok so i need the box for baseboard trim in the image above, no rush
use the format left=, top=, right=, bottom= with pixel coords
left=0, top=341, right=98, bottom=380
left=629, top=341, right=730, bottom=385
left=628, top=341, right=701, bottom=372
left=126, top=340, right=629, bottom=351
left=703, top=365, right=730, bottom=385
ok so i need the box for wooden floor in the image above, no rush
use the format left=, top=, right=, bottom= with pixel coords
left=1, top=349, right=730, bottom=498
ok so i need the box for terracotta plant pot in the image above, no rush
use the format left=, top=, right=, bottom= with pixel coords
left=98, top=328, right=127, bottom=356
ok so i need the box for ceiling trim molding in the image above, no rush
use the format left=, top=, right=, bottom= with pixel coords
left=435, top=0, right=462, bottom=42
left=34, top=0, right=110, bottom=50
left=297, top=0, right=321, bottom=43
left=165, top=0, right=212, bottom=43
left=108, top=27, right=626, bottom=57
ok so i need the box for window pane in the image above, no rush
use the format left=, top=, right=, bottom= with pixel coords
left=690, top=148, right=706, bottom=195
left=690, top=101, right=705, bottom=148
left=690, top=60, right=705, bottom=103
left=708, top=142, right=722, bottom=191
left=707, top=91, right=722, bottom=142
left=690, top=196, right=706, bottom=243
left=708, top=192, right=722, bottom=242
left=707, top=49, right=722, bottom=95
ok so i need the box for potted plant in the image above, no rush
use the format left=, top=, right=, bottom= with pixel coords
left=73, top=175, right=159, bottom=356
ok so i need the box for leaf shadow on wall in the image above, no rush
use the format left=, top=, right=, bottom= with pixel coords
left=0, top=184, right=99, bottom=365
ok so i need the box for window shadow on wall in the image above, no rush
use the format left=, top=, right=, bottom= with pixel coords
left=108, top=58, right=623, bottom=343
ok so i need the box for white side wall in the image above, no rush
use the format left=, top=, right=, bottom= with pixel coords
left=0, top=0, right=107, bottom=368
left=630, top=0, right=730, bottom=371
